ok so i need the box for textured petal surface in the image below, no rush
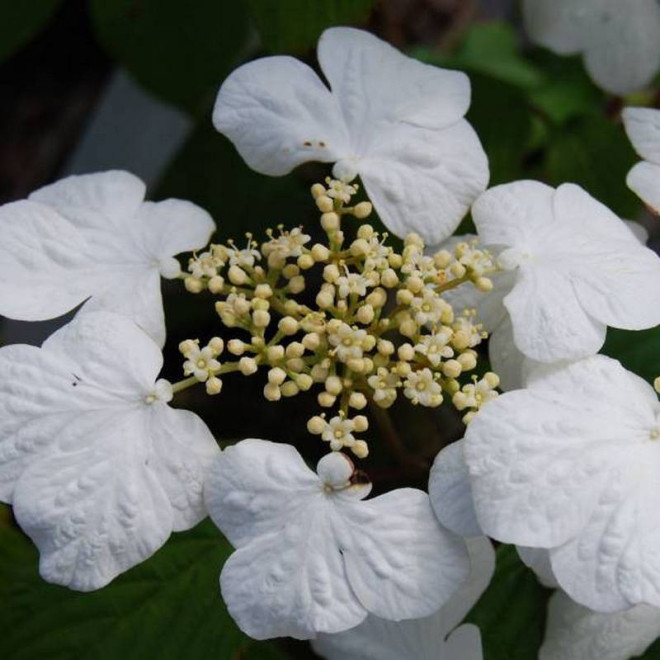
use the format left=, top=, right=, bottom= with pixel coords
left=623, top=107, right=660, bottom=164
left=465, top=356, right=660, bottom=610
left=318, top=27, right=470, bottom=138
left=0, top=312, right=218, bottom=590
left=488, top=314, right=533, bottom=391
left=0, top=201, right=92, bottom=320
left=338, top=488, right=470, bottom=620
left=213, top=56, right=349, bottom=176
left=627, top=161, right=660, bottom=213
left=540, top=590, right=660, bottom=660
left=312, top=537, right=494, bottom=660
left=359, top=120, right=488, bottom=243
left=429, top=440, right=482, bottom=538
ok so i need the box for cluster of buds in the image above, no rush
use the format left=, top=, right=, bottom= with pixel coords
left=180, top=177, right=500, bottom=458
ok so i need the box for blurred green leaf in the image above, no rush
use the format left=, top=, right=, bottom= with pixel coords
left=415, top=21, right=544, bottom=90
left=467, top=75, right=532, bottom=185
left=246, top=0, right=375, bottom=53
left=602, top=326, right=660, bottom=385
left=528, top=53, right=604, bottom=126
left=545, top=115, right=640, bottom=218
left=0, top=1, right=64, bottom=64
left=465, top=544, right=551, bottom=660
left=157, top=122, right=315, bottom=240
left=0, top=519, right=285, bottom=659
left=90, top=0, right=251, bottom=114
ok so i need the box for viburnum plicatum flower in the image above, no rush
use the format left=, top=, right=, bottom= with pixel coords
left=204, top=439, right=469, bottom=640
left=462, top=355, right=660, bottom=612
left=312, top=536, right=494, bottom=660
left=0, top=170, right=215, bottom=347
left=0, top=312, right=219, bottom=591
left=523, top=0, right=660, bottom=95
left=541, top=590, right=660, bottom=660
left=623, top=107, right=660, bottom=213
left=213, top=27, right=489, bottom=244
left=467, top=181, right=660, bottom=378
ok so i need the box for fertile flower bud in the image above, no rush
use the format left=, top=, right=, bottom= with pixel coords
left=239, top=357, right=258, bottom=375
left=321, top=212, right=340, bottom=231
left=316, top=195, right=334, bottom=213
left=353, top=201, right=373, bottom=219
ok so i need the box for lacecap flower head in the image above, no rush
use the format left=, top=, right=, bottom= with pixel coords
left=0, top=170, right=215, bottom=347
left=0, top=311, right=219, bottom=590
left=213, top=27, right=489, bottom=245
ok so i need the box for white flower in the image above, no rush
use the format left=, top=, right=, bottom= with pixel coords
left=0, top=170, right=215, bottom=347
left=623, top=107, right=660, bottom=214
left=312, top=536, right=494, bottom=660
left=541, top=590, right=660, bottom=660
left=204, top=440, right=469, bottom=640
left=0, top=312, right=220, bottom=591
left=464, top=181, right=660, bottom=380
left=213, top=27, right=489, bottom=244
left=523, top=0, right=660, bottom=95
left=403, top=368, right=443, bottom=407
left=462, top=355, right=660, bottom=612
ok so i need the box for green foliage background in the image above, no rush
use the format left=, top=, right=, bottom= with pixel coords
left=0, top=2, right=658, bottom=659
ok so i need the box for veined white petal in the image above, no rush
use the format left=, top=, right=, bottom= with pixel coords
left=540, top=590, right=660, bottom=660
left=623, top=107, right=660, bottom=164
left=0, top=312, right=219, bottom=590
left=627, top=161, right=660, bottom=214
left=213, top=56, right=350, bottom=176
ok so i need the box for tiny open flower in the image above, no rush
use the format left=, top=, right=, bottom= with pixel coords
left=403, top=369, right=443, bottom=407
left=523, top=0, right=660, bottom=95
left=0, top=171, right=215, bottom=347
left=213, top=27, right=488, bottom=244
left=0, top=312, right=219, bottom=591
left=312, top=536, right=494, bottom=660
left=204, top=439, right=469, bottom=640
left=623, top=107, right=660, bottom=214
left=461, top=355, right=660, bottom=612
left=466, top=181, right=660, bottom=372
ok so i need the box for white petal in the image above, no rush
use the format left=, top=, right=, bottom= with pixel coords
left=627, top=161, right=660, bottom=214
left=337, top=488, right=470, bottom=620
left=204, top=439, right=321, bottom=547
left=0, top=201, right=92, bottom=320
left=623, top=107, right=660, bottom=164
left=549, top=184, right=660, bottom=331
left=13, top=409, right=173, bottom=591
left=429, top=440, right=483, bottom=538
left=213, top=56, right=350, bottom=176
left=464, top=355, right=658, bottom=549
left=504, top=266, right=606, bottom=362
left=523, top=0, right=590, bottom=54
left=358, top=120, right=488, bottom=243
left=516, top=546, right=558, bottom=588
left=318, top=27, right=471, bottom=133
left=134, top=200, right=215, bottom=275
left=312, top=537, right=493, bottom=660
left=147, top=405, right=219, bottom=530
left=540, top=590, right=660, bottom=660
left=581, top=2, right=660, bottom=95
left=488, top=314, right=532, bottom=391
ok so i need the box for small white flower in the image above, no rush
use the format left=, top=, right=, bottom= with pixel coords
left=312, top=536, right=494, bottom=660
left=204, top=440, right=469, bottom=640
left=328, top=322, right=370, bottom=363
left=541, top=590, right=660, bottom=660
left=462, top=355, right=660, bottom=612
left=0, top=171, right=215, bottom=347
left=367, top=367, right=399, bottom=408
left=415, top=331, right=453, bottom=367
left=0, top=312, right=220, bottom=591
left=213, top=27, right=489, bottom=244
left=336, top=272, right=370, bottom=299
left=523, top=0, right=660, bottom=95
left=460, top=182, right=660, bottom=381
left=623, top=107, right=660, bottom=214
left=403, top=369, right=443, bottom=407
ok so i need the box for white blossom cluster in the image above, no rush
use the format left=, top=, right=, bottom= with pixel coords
left=1, top=24, right=660, bottom=660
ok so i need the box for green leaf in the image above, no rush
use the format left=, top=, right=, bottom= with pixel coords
left=465, top=544, right=551, bottom=660
left=602, top=326, right=660, bottom=385
left=415, top=21, right=544, bottom=90
left=246, top=0, right=376, bottom=53
left=90, top=0, right=251, bottom=114
left=545, top=114, right=641, bottom=218
left=0, top=1, right=64, bottom=64
left=157, top=121, right=314, bottom=240
left=0, top=519, right=284, bottom=659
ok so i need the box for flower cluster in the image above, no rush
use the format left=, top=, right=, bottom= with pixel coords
left=180, top=177, right=497, bottom=457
